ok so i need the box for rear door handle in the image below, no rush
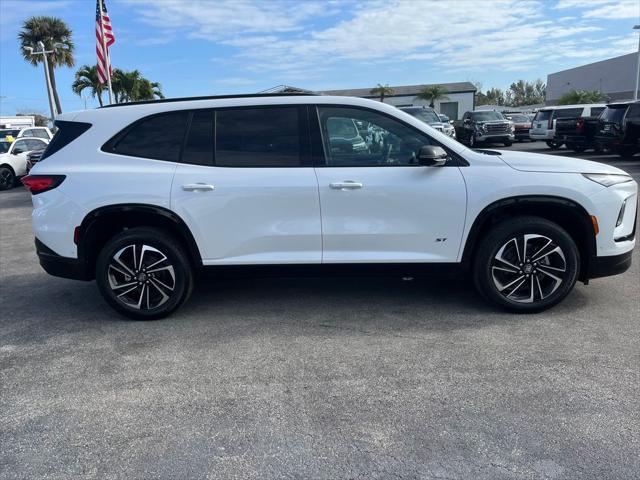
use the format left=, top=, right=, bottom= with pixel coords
left=330, top=181, right=363, bottom=190
left=182, top=183, right=215, bottom=191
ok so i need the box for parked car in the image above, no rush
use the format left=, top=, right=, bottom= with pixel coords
left=529, top=104, right=605, bottom=149
left=437, top=113, right=451, bottom=123
left=0, top=126, right=53, bottom=141
left=555, top=113, right=606, bottom=154
left=25, top=146, right=47, bottom=173
left=503, top=113, right=532, bottom=141
left=400, top=106, right=456, bottom=138
left=595, top=101, right=640, bottom=158
left=453, top=110, right=514, bottom=147
left=0, top=128, right=21, bottom=140
left=0, top=137, right=49, bottom=190
left=23, top=94, right=636, bottom=319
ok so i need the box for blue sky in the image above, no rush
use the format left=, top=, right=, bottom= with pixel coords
left=0, top=0, right=638, bottom=115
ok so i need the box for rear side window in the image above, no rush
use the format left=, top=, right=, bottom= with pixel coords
left=182, top=110, right=214, bottom=166
left=553, top=108, right=583, bottom=119
left=112, top=111, right=188, bottom=161
left=590, top=107, right=605, bottom=117
left=215, top=107, right=302, bottom=167
left=39, top=121, right=92, bottom=161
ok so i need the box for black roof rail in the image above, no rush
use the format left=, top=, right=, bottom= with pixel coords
left=98, top=92, right=320, bottom=109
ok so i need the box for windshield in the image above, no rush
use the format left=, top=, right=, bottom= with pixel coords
left=506, top=114, right=530, bottom=123
left=0, top=142, right=10, bottom=154
left=471, top=111, right=504, bottom=121
left=601, top=106, right=627, bottom=123
left=407, top=109, right=441, bottom=124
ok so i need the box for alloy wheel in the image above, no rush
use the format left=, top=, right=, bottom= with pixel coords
left=0, top=169, right=13, bottom=190
left=107, top=244, right=176, bottom=310
left=490, top=234, right=567, bottom=303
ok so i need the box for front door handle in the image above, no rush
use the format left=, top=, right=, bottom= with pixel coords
left=182, top=183, right=215, bottom=192
left=330, top=181, right=363, bottom=190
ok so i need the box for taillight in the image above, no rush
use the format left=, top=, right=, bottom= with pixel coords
left=576, top=118, right=584, bottom=134
left=21, top=175, right=65, bottom=195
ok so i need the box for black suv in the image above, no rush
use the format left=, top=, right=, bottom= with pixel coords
left=596, top=101, right=640, bottom=158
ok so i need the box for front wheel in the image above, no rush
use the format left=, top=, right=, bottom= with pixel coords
left=473, top=217, right=579, bottom=312
left=503, top=140, right=513, bottom=147
left=96, top=227, right=194, bottom=320
left=0, top=167, right=15, bottom=191
left=546, top=140, right=563, bottom=150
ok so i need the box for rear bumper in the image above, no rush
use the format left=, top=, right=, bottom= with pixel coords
left=588, top=251, right=633, bottom=279
left=530, top=131, right=554, bottom=140
left=36, top=238, right=92, bottom=281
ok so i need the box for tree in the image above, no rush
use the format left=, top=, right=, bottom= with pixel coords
left=112, top=69, right=164, bottom=103
left=370, top=83, right=395, bottom=103
left=415, top=84, right=449, bottom=108
left=71, top=65, right=104, bottom=107
left=476, top=87, right=506, bottom=106
left=557, top=89, right=604, bottom=105
left=19, top=16, right=75, bottom=114
left=507, top=79, right=545, bottom=106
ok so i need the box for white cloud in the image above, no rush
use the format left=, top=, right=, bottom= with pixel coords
left=0, top=1, right=70, bottom=41
left=583, top=0, right=639, bottom=19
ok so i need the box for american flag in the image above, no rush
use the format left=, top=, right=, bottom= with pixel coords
left=96, top=0, right=115, bottom=84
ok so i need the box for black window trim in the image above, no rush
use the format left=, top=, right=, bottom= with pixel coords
left=312, top=104, right=468, bottom=168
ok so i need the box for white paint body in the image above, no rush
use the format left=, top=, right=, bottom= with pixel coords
left=29, top=96, right=636, bottom=266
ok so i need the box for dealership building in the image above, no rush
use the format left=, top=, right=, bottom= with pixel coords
left=546, top=52, right=639, bottom=104
left=321, top=82, right=477, bottom=120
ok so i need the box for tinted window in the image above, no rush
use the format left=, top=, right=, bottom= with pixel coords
left=182, top=110, right=214, bottom=165
left=318, top=106, right=434, bottom=167
left=553, top=108, right=583, bottom=119
left=590, top=107, right=605, bottom=117
left=601, top=106, right=628, bottom=123
left=114, top=112, right=188, bottom=161
left=405, top=109, right=441, bottom=124
left=535, top=110, right=552, bottom=122
left=471, top=111, right=504, bottom=121
left=626, top=103, right=640, bottom=118
left=216, top=107, right=301, bottom=167
left=0, top=142, right=9, bottom=154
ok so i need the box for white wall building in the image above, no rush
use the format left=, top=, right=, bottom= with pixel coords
left=0, top=116, right=35, bottom=129
left=321, top=82, right=477, bottom=120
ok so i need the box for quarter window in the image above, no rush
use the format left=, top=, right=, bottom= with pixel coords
left=317, top=106, right=433, bottom=167
left=113, top=111, right=188, bottom=161
left=215, top=107, right=302, bottom=167
left=183, top=110, right=214, bottom=166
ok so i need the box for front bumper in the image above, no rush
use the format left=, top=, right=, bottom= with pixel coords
left=475, top=133, right=514, bottom=142
left=36, top=238, right=92, bottom=281
left=588, top=250, right=633, bottom=279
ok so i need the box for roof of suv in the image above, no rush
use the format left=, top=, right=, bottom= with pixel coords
left=98, top=92, right=318, bottom=109
left=540, top=104, right=606, bottom=111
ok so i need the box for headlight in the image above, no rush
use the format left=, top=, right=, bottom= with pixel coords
left=582, top=173, right=633, bottom=187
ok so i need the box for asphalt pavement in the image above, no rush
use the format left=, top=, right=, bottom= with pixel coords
left=1, top=144, right=639, bottom=479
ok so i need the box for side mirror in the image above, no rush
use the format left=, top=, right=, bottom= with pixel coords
left=463, top=118, right=471, bottom=125
left=418, top=145, right=448, bottom=166
left=12, top=148, right=23, bottom=155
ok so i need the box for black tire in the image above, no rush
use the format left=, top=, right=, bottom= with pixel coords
left=0, top=166, right=15, bottom=191
left=594, top=144, right=610, bottom=155
left=96, top=227, right=194, bottom=320
left=473, top=216, right=579, bottom=313
left=546, top=140, right=563, bottom=150
left=503, top=140, right=513, bottom=147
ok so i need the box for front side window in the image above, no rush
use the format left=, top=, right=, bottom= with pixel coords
left=113, top=111, right=188, bottom=161
left=25, top=139, right=46, bottom=151
left=318, top=106, right=433, bottom=167
left=215, top=107, right=302, bottom=167
left=32, top=129, right=50, bottom=139
left=12, top=139, right=29, bottom=153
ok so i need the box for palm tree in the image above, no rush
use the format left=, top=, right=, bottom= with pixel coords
left=19, top=16, right=75, bottom=113
left=71, top=65, right=104, bottom=107
left=370, top=83, right=395, bottom=103
left=415, top=85, right=449, bottom=108
left=112, top=69, right=164, bottom=103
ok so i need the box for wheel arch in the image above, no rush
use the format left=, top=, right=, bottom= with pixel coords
left=77, top=203, right=203, bottom=279
left=461, top=195, right=597, bottom=282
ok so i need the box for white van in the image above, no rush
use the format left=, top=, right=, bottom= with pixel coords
left=529, top=104, right=606, bottom=149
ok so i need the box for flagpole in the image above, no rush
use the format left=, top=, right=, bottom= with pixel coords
left=98, top=0, right=114, bottom=105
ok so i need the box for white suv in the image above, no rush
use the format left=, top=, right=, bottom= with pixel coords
left=23, top=94, right=637, bottom=319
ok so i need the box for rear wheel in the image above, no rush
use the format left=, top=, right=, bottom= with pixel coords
left=546, top=140, right=563, bottom=150
left=0, top=167, right=15, bottom=191
left=571, top=144, right=586, bottom=153
left=473, top=217, right=579, bottom=313
left=96, top=227, right=194, bottom=320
